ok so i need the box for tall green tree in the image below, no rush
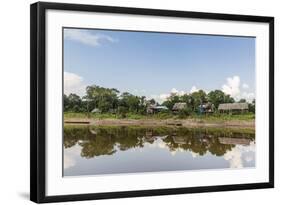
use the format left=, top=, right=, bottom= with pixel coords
left=207, top=90, right=226, bottom=109
left=84, top=85, right=119, bottom=113
left=190, top=90, right=207, bottom=111
left=181, top=94, right=195, bottom=110
left=63, top=94, right=70, bottom=112
left=119, top=92, right=141, bottom=113
left=224, top=94, right=235, bottom=104
left=64, top=93, right=84, bottom=112
left=249, top=99, right=255, bottom=113
left=162, top=94, right=180, bottom=110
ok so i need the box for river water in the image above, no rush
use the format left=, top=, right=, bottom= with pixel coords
left=64, top=125, right=255, bottom=176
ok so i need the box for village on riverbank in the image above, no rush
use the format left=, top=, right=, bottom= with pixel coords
left=64, top=85, right=255, bottom=129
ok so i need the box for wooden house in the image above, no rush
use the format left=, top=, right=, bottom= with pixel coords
left=198, top=102, right=215, bottom=114
left=147, top=105, right=168, bottom=114
left=218, top=137, right=251, bottom=145
left=218, top=102, right=248, bottom=113
left=172, top=102, right=187, bottom=112
left=91, top=108, right=101, bottom=113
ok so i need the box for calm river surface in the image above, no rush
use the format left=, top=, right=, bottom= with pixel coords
left=64, top=125, right=255, bottom=176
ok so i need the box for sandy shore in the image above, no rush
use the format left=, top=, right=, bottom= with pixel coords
left=64, top=118, right=255, bottom=129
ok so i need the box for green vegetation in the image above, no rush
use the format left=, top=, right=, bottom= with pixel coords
left=187, top=112, right=255, bottom=122
left=64, top=112, right=255, bottom=122
left=64, top=84, right=255, bottom=119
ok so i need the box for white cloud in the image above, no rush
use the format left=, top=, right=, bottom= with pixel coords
left=150, top=78, right=255, bottom=105
left=222, top=75, right=241, bottom=98
left=190, top=86, right=199, bottom=93
left=241, top=92, right=255, bottom=102
left=159, top=93, right=170, bottom=100
left=150, top=94, right=168, bottom=104
left=171, top=88, right=178, bottom=94
left=64, top=154, right=76, bottom=169
left=170, top=151, right=177, bottom=156
left=149, top=94, right=159, bottom=100
left=190, top=151, right=199, bottom=158
left=64, top=29, right=117, bottom=47
left=151, top=86, right=203, bottom=103
left=171, top=88, right=185, bottom=96
left=242, top=83, right=249, bottom=89
left=132, top=89, right=146, bottom=94
left=64, top=72, right=86, bottom=96
left=223, top=146, right=243, bottom=168
left=223, top=142, right=255, bottom=168
left=64, top=145, right=81, bottom=169
left=150, top=85, right=201, bottom=104
left=152, top=88, right=186, bottom=104
left=222, top=76, right=255, bottom=102
left=179, top=91, right=185, bottom=96
left=245, top=156, right=254, bottom=162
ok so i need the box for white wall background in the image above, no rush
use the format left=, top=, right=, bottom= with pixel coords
left=0, top=0, right=279, bottom=204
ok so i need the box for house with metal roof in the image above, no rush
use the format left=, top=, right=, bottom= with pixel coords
left=147, top=105, right=168, bottom=114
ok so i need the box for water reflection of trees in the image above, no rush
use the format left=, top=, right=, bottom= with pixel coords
left=64, top=126, right=255, bottom=159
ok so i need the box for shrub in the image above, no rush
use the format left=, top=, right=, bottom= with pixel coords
left=178, top=107, right=192, bottom=118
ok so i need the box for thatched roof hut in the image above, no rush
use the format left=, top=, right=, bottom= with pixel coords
left=91, top=108, right=101, bottom=113
left=172, top=136, right=187, bottom=145
left=147, top=105, right=168, bottom=114
left=219, top=137, right=251, bottom=145
left=218, top=103, right=248, bottom=111
left=172, top=103, right=187, bottom=111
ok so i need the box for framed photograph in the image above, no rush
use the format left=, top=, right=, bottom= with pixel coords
left=30, top=2, right=274, bottom=203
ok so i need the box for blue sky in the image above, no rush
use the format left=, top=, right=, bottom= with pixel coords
left=63, top=28, right=255, bottom=103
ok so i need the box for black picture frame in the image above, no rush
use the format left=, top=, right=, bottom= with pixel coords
left=30, top=2, right=274, bottom=203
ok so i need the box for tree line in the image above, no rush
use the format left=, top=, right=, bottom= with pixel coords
left=64, top=84, right=255, bottom=115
